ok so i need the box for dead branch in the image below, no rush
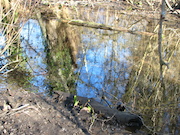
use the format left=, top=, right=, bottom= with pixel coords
left=158, top=0, right=169, bottom=89
left=57, top=19, right=156, bottom=36
left=165, top=0, right=173, bottom=11
left=54, top=91, right=143, bottom=130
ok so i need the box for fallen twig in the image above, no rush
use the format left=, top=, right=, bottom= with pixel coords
left=0, top=104, right=40, bottom=117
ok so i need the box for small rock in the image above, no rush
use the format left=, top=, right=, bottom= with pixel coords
left=3, top=129, right=7, bottom=134
left=10, top=132, right=14, bottom=135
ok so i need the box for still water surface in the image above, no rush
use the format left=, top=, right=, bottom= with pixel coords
left=0, top=7, right=179, bottom=134
left=20, top=19, right=48, bottom=92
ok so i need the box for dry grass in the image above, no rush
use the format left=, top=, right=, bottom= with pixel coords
left=0, top=0, right=41, bottom=74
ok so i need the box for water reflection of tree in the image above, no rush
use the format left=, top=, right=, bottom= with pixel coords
left=76, top=28, right=132, bottom=105
left=38, top=5, right=180, bottom=134
left=122, top=22, right=180, bottom=134
left=0, top=1, right=40, bottom=90
left=39, top=17, right=80, bottom=93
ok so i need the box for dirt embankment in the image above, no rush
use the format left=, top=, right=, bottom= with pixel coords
left=0, top=88, right=145, bottom=135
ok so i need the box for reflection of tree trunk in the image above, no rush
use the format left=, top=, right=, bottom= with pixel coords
left=64, top=24, right=79, bottom=68
left=59, top=7, right=79, bottom=68
left=37, top=10, right=79, bottom=68
left=45, top=20, right=79, bottom=68
left=36, top=10, right=80, bottom=92
left=122, top=67, right=136, bottom=103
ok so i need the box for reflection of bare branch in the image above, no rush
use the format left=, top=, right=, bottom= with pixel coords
left=0, top=60, right=20, bottom=73
left=0, top=52, right=22, bottom=61
left=0, top=0, right=41, bottom=74
left=127, top=18, right=144, bottom=29
left=23, top=38, right=41, bottom=56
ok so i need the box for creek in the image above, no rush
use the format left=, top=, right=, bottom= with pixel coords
left=0, top=6, right=179, bottom=134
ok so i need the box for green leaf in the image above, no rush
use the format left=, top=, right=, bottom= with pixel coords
left=87, top=106, right=92, bottom=112
left=74, top=95, right=79, bottom=107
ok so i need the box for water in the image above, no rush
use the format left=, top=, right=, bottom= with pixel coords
left=20, top=19, right=48, bottom=92
left=0, top=31, right=8, bottom=90
left=0, top=20, right=49, bottom=92
left=0, top=6, right=179, bottom=134
left=76, top=28, right=132, bottom=103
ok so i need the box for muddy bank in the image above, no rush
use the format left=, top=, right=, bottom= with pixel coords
left=0, top=88, right=145, bottom=135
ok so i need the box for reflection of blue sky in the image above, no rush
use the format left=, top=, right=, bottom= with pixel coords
left=0, top=32, right=8, bottom=90
left=76, top=29, right=131, bottom=102
left=0, top=32, right=7, bottom=68
left=20, top=19, right=47, bottom=92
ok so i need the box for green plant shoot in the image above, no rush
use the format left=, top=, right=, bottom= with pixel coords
left=73, top=95, right=79, bottom=107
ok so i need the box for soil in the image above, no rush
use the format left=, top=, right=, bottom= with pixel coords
left=0, top=88, right=143, bottom=135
